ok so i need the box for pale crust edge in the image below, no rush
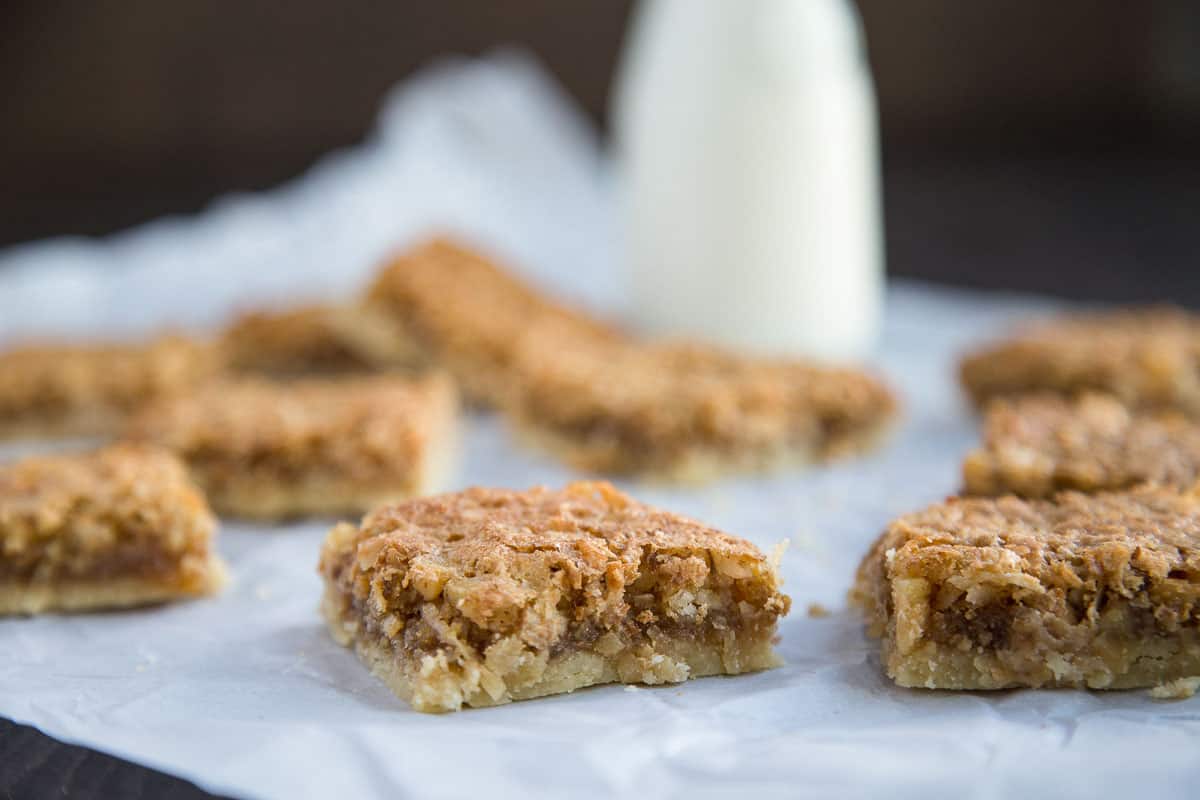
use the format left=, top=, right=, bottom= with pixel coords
left=0, top=555, right=228, bottom=615
left=513, top=415, right=896, bottom=482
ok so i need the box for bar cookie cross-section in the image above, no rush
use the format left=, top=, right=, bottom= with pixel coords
left=964, top=393, right=1200, bottom=498
left=319, top=481, right=791, bottom=712
left=126, top=374, right=457, bottom=520
left=853, top=486, right=1200, bottom=691
left=0, top=444, right=226, bottom=614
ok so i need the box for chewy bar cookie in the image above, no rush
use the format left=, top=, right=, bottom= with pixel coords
left=362, top=238, right=621, bottom=407
left=506, top=335, right=897, bottom=480
left=0, top=336, right=218, bottom=439
left=853, top=486, right=1200, bottom=692
left=319, top=481, right=791, bottom=713
left=960, top=306, right=1200, bottom=415
left=0, top=444, right=226, bottom=614
left=964, top=393, right=1200, bottom=498
left=126, top=374, right=457, bottom=520
left=219, top=304, right=421, bottom=378
left=365, top=239, right=897, bottom=479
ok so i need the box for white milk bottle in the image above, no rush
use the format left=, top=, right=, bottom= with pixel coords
left=613, top=0, right=884, bottom=361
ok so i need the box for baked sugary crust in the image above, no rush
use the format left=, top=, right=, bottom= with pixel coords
left=126, top=374, right=458, bottom=519
left=319, top=481, right=791, bottom=712
left=219, top=304, right=422, bottom=378
left=964, top=393, right=1200, bottom=498
left=960, top=306, right=1200, bottom=415
left=0, top=336, right=219, bottom=438
left=0, top=444, right=226, bottom=614
left=852, top=486, right=1200, bottom=690
left=365, top=239, right=897, bottom=478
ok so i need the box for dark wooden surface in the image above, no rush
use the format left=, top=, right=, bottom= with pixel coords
left=0, top=718, right=230, bottom=800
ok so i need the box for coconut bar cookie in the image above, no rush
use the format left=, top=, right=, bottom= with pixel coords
left=219, top=304, right=421, bottom=378
left=960, top=306, right=1200, bottom=415
left=964, top=393, right=1200, bottom=498
left=506, top=335, right=898, bottom=480
left=319, top=481, right=791, bottom=713
left=364, top=239, right=897, bottom=478
left=0, top=336, right=218, bottom=439
left=127, top=374, right=457, bottom=520
left=362, top=238, right=620, bottom=407
left=0, top=444, right=226, bottom=614
left=852, top=486, right=1200, bottom=691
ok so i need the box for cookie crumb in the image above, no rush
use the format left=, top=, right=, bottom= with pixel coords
left=806, top=603, right=831, bottom=618
left=1150, top=677, right=1200, bottom=700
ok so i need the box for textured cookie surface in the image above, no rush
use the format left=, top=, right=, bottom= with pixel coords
left=0, top=443, right=226, bottom=614
left=319, top=481, right=790, bottom=712
left=853, top=485, right=1200, bottom=691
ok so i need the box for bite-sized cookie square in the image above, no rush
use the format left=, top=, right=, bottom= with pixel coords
left=126, top=374, right=457, bottom=520
left=506, top=334, right=898, bottom=481
left=362, top=237, right=620, bottom=407
left=0, top=444, right=226, bottom=614
left=960, top=306, right=1200, bottom=415
left=363, top=239, right=897, bottom=480
left=219, top=304, right=421, bottom=378
left=964, top=393, right=1200, bottom=498
left=319, top=481, right=791, bottom=712
left=0, top=336, right=218, bottom=439
left=853, top=486, right=1200, bottom=692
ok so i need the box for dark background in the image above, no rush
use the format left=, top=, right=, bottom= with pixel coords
left=1, top=3, right=1199, bottom=797
left=2, top=0, right=1199, bottom=303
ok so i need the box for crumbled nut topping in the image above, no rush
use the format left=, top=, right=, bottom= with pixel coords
left=321, top=481, right=791, bottom=652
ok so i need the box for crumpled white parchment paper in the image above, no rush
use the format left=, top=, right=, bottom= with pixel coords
left=0, top=51, right=1196, bottom=800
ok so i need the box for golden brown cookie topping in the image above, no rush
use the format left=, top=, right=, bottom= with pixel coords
left=854, top=484, right=1200, bottom=691
left=320, top=481, right=790, bottom=712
